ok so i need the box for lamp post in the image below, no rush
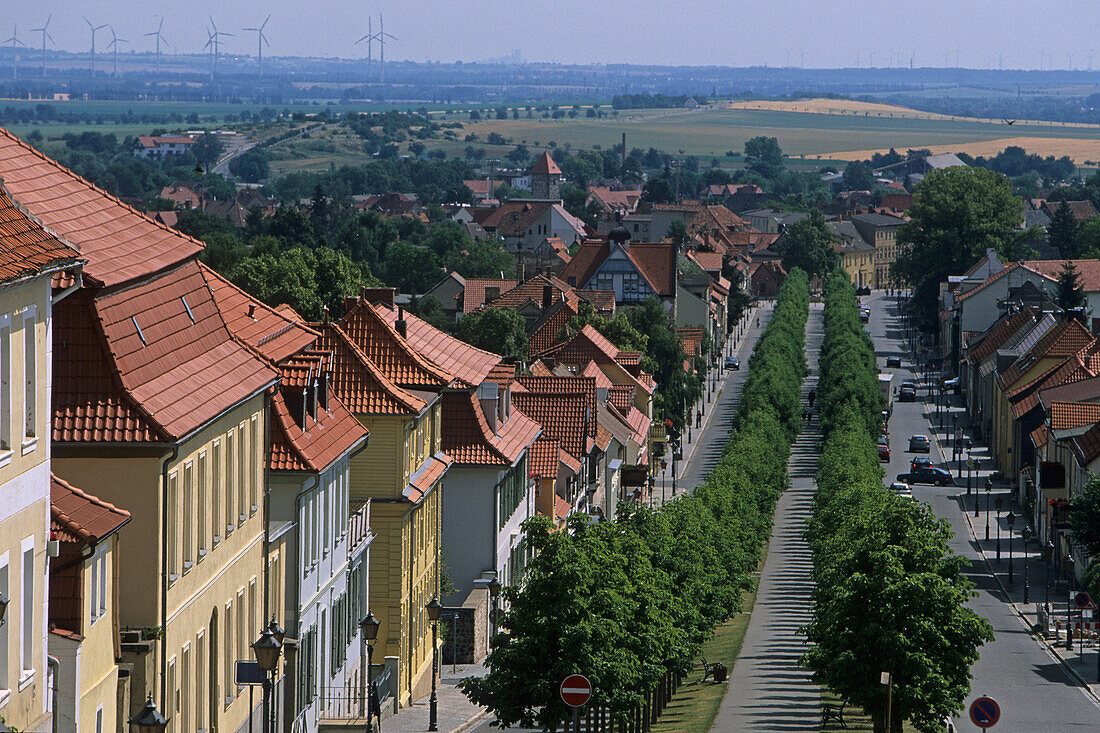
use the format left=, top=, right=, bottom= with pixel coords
left=253, top=627, right=283, bottom=733
left=1022, top=526, right=1032, bottom=604
left=489, top=578, right=501, bottom=647
left=952, top=415, right=960, bottom=476
left=660, top=458, right=667, bottom=505
left=359, top=611, right=380, bottom=731
left=966, top=449, right=973, bottom=496
left=982, top=477, right=991, bottom=526
left=995, top=497, right=1003, bottom=562
left=426, top=598, right=443, bottom=731
left=128, top=695, right=169, bottom=732
left=1045, top=539, right=1053, bottom=608
left=1006, top=511, right=1016, bottom=583
left=1066, top=554, right=1077, bottom=651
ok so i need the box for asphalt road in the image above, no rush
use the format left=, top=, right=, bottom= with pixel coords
left=866, top=289, right=1100, bottom=730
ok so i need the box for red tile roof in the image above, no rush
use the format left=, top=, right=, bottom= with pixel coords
left=441, top=391, right=541, bottom=465
left=199, top=263, right=318, bottom=364
left=1030, top=424, right=1048, bottom=449
left=405, top=453, right=452, bottom=503
left=559, top=240, right=677, bottom=297
left=608, top=384, right=637, bottom=413
left=513, top=391, right=590, bottom=461
left=312, top=322, right=427, bottom=415
left=486, top=274, right=579, bottom=311
left=554, top=494, right=572, bottom=521
left=1070, top=421, right=1100, bottom=467
left=528, top=438, right=561, bottom=479
left=1049, top=401, right=1100, bottom=431
left=580, top=361, right=613, bottom=388
left=528, top=299, right=577, bottom=356
left=51, top=473, right=131, bottom=546
left=340, top=300, right=452, bottom=388
left=677, top=328, right=706, bottom=358
left=531, top=152, right=561, bottom=176
left=462, top=279, right=520, bottom=315
left=966, top=308, right=1038, bottom=365
left=0, top=128, right=204, bottom=287
left=0, top=184, right=82, bottom=284
left=269, top=363, right=369, bottom=472
left=998, top=319, right=1095, bottom=391
left=372, top=303, right=501, bottom=388
left=1021, top=259, right=1100, bottom=292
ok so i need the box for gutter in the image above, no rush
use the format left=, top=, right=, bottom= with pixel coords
left=158, top=443, right=179, bottom=714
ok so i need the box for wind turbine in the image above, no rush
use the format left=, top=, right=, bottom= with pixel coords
left=108, top=27, right=128, bottom=77
left=84, top=17, right=107, bottom=78
left=355, top=16, right=374, bottom=80
left=30, top=15, right=52, bottom=77
left=243, top=15, right=270, bottom=79
left=144, top=18, right=170, bottom=78
left=205, top=16, right=233, bottom=79
left=376, top=14, right=397, bottom=84
left=3, top=26, right=27, bottom=81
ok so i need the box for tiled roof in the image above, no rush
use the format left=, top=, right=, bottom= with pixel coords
left=476, top=201, right=556, bottom=238
left=560, top=240, right=678, bottom=298
left=50, top=473, right=131, bottom=546
left=529, top=360, right=556, bottom=377
left=515, top=375, right=598, bottom=438
left=955, top=263, right=1021, bottom=303
left=1021, top=259, right=1100, bottom=292
left=688, top=250, right=724, bottom=272
left=608, top=384, right=636, bottom=413
left=1039, top=373, right=1100, bottom=407
left=1049, top=401, right=1100, bottom=431
left=616, top=351, right=642, bottom=366
left=513, top=391, right=590, bottom=461
left=998, top=319, right=1094, bottom=391
left=587, top=186, right=641, bottom=212
left=485, top=362, right=517, bottom=388
left=340, top=300, right=453, bottom=388
left=462, top=278, right=520, bottom=315
left=0, top=127, right=204, bottom=287
left=405, top=452, right=452, bottom=503
left=441, top=391, right=541, bottom=465
left=372, top=303, right=500, bottom=388
left=555, top=494, right=572, bottom=521
left=966, top=308, right=1037, bottom=365
left=487, top=274, right=579, bottom=311
left=528, top=438, right=560, bottom=479
left=677, top=327, right=706, bottom=357
left=1030, top=424, right=1048, bottom=449
left=576, top=289, right=616, bottom=312
left=312, top=322, right=427, bottom=415
left=538, top=324, right=621, bottom=364
left=530, top=152, right=561, bottom=176
left=0, top=184, right=82, bottom=284
left=527, top=299, right=577, bottom=356
left=54, top=261, right=279, bottom=443
left=269, top=367, right=369, bottom=473
left=580, top=361, right=613, bottom=388
left=1009, top=342, right=1100, bottom=418
left=199, top=263, right=318, bottom=364
left=1070, top=421, right=1100, bottom=467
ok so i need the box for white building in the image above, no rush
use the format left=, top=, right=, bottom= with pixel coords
left=133, top=136, right=195, bottom=159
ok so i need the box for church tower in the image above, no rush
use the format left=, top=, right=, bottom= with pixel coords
left=530, top=152, right=561, bottom=200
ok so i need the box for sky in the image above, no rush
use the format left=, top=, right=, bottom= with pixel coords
left=5, top=0, right=1100, bottom=71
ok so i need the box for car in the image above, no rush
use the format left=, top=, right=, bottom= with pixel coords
left=725, top=356, right=740, bottom=370
left=856, top=286, right=872, bottom=296
left=908, top=435, right=931, bottom=453
left=898, top=382, right=917, bottom=402
left=889, top=481, right=914, bottom=499
left=859, top=309, right=870, bottom=323
left=899, top=465, right=954, bottom=486
left=910, top=456, right=933, bottom=470
left=877, top=441, right=891, bottom=461
left=886, top=356, right=902, bottom=368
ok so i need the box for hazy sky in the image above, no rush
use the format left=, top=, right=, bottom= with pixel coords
left=6, top=0, right=1100, bottom=71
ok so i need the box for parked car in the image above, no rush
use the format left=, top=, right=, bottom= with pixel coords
left=886, top=356, right=902, bottom=368
left=860, top=309, right=870, bottom=323
left=898, top=466, right=954, bottom=486
left=856, top=285, right=872, bottom=296
left=908, top=435, right=931, bottom=453
left=898, top=382, right=917, bottom=402
left=877, top=441, right=891, bottom=461
left=725, top=356, right=740, bottom=370
left=889, top=481, right=914, bottom=499
left=910, top=456, right=933, bottom=471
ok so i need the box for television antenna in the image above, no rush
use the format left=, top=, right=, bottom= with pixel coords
left=355, top=17, right=374, bottom=80
left=144, top=18, right=170, bottom=78
left=30, top=14, right=52, bottom=77
left=204, top=16, right=233, bottom=79
left=107, top=27, right=128, bottom=77
left=84, top=17, right=108, bottom=78
left=4, top=26, right=27, bottom=81
left=243, top=15, right=270, bottom=79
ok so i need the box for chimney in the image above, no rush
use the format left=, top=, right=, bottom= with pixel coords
left=318, top=370, right=329, bottom=411
left=395, top=306, right=407, bottom=338
left=479, top=381, right=499, bottom=434
left=247, top=304, right=256, bottom=318
left=542, top=284, right=553, bottom=310
left=362, top=288, right=396, bottom=307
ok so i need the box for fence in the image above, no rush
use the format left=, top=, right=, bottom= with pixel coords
left=561, top=670, right=682, bottom=733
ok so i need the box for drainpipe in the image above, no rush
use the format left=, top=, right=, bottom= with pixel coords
left=263, top=388, right=273, bottom=626
left=47, top=655, right=60, bottom=733
left=159, top=443, right=179, bottom=713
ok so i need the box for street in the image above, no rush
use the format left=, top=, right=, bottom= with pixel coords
left=866, top=289, right=1100, bottom=730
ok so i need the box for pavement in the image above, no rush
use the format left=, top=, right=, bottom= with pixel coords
left=867, top=289, right=1100, bottom=730
left=710, top=303, right=823, bottom=732
left=378, top=662, right=491, bottom=733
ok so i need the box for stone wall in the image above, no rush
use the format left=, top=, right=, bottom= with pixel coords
left=442, top=586, right=489, bottom=665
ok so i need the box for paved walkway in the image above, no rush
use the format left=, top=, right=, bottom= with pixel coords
left=379, top=662, right=491, bottom=733
left=711, top=303, right=822, bottom=732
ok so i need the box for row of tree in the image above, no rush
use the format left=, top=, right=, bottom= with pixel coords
left=460, top=270, right=810, bottom=730
left=802, top=272, right=994, bottom=733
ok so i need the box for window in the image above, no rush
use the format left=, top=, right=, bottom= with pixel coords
left=0, top=317, right=10, bottom=453
left=167, top=472, right=179, bottom=579
left=181, top=645, right=191, bottom=732
left=497, top=457, right=528, bottom=529
left=226, top=429, right=237, bottom=534
left=323, top=474, right=331, bottom=555
left=22, top=543, right=34, bottom=675
left=236, top=590, right=246, bottom=687
left=250, top=416, right=260, bottom=512
left=237, top=422, right=248, bottom=523
left=198, top=451, right=208, bottom=556
left=167, top=658, right=177, bottom=719
left=224, top=601, right=234, bottom=705
left=23, top=310, right=35, bottom=440
left=95, top=707, right=103, bottom=733
left=89, top=546, right=108, bottom=625
left=212, top=440, right=223, bottom=544
left=183, top=462, right=194, bottom=569
left=0, top=559, right=8, bottom=690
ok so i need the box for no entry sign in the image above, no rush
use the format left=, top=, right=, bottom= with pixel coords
left=969, top=696, right=1000, bottom=728
left=560, top=674, right=592, bottom=707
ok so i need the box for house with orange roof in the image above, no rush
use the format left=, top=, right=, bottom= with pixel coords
left=0, top=181, right=83, bottom=732
left=475, top=200, right=587, bottom=255
left=0, top=127, right=285, bottom=731
left=559, top=226, right=677, bottom=309
left=48, top=475, right=131, bottom=733
left=134, top=135, right=195, bottom=160
left=588, top=186, right=642, bottom=215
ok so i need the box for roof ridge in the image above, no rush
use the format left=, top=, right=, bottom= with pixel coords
left=328, top=323, right=426, bottom=414
left=343, top=300, right=454, bottom=385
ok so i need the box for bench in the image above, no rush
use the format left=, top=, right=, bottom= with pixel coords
left=700, top=657, right=728, bottom=683
left=821, top=701, right=847, bottom=728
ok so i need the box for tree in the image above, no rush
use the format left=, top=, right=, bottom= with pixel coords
left=744, top=136, right=784, bottom=180
left=454, top=307, right=527, bottom=358
left=666, top=219, right=689, bottom=246
left=842, top=160, right=875, bottom=191
left=379, top=242, right=442, bottom=294
left=564, top=303, right=648, bottom=352
left=444, top=239, right=516, bottom=279
left=1057, top=260, right=1087, bottom=318
left=310, top=183, right=329, bottom=241
left=1048, top=199, right=1079, bottom=258
left=227, top=148, right=270, bottom=182
left=228, top=247, right=371, bottom=321
left=1077, top=217, right=1100, bottom=258
left=191, top=131, right=224, bottom=168
left=775, top=209, right=839, bottom=282
left=892, top=167, right=1020, bottom=332
left=199, top=232, right=248, bottom=274
left=1069, top=475, right=1100, bottom=558
left=640, top=177, right=674, bottom=204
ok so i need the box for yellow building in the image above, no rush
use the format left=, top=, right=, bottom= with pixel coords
left=0, top=185, right=83, bottom=732
left=48, top=474, right=132, bottom=733
left=851, top=213, right=906, bottom=289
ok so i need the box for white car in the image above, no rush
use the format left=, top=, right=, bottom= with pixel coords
left=889, top=481, right=914, bottom=499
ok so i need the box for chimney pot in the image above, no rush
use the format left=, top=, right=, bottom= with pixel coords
left=247, top=304, right=256, bottom=318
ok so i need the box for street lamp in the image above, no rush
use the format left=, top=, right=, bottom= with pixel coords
left=995, top=497, right=1003, bottom=562
left=1022, top=526, right=1032, bottom=604
left=360, top=611, right=380, bottom=731
left=128, top=695, right=169, bottom=733
left=1006, top=511, right=1016, bottom=583
left=1066, top=555, right=1077, bottom=651
left=253, top=628, right=283, bottom=733
left=268, top=616, right=285, bottom=644
left=966, top=449, right=973, bottom=496
left=489, top=578, right=501, bottom=647
left=426, top=598, right=443, bottom=732
left=982, top=477, right=991, bottom=527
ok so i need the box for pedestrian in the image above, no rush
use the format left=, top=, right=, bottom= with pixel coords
left=808, top=389, right=816, bottom=409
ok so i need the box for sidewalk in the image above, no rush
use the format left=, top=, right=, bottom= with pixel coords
left=380, top=662, right=491, bottom=733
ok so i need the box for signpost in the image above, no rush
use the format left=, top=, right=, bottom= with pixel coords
left=1074, top=591, right=1095, bottom=610
left=561, top=674, right=592, bottom=733
left=969, top=696, right=1000, bottom=729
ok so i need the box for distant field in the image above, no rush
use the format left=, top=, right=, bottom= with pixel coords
left=820, top=136, right=1100, bottom=164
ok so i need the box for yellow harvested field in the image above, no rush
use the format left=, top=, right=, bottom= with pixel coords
left=817, top=136, right=1100, bottom=164
left=729, top=98, right=1100, bottom=130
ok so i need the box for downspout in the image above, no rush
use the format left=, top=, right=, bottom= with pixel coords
left=47, top=655, right=60, bottom=733
left=285, top=473, right=320, bottom=727
left=263, top=388, right=273, bottom=626
left=159, top=443, right=179, bottom=714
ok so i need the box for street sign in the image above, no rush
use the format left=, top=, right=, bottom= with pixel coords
left=235, top=660, right=265, bottom=685
left=1074, top=591, right=1096, bottom=610
left=560, top=674, right=592, bottom=708
left=969, top=696, right=1000, bottom=728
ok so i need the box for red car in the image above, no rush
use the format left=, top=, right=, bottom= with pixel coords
left=877, top=441, right=891, bottom=461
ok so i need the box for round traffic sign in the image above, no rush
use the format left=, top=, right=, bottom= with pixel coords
left=1075, top=591, right=1094, bottom=609
left=969, top=696, right=1000, bottom=728
left=560, top=674, right=592, bottom=708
